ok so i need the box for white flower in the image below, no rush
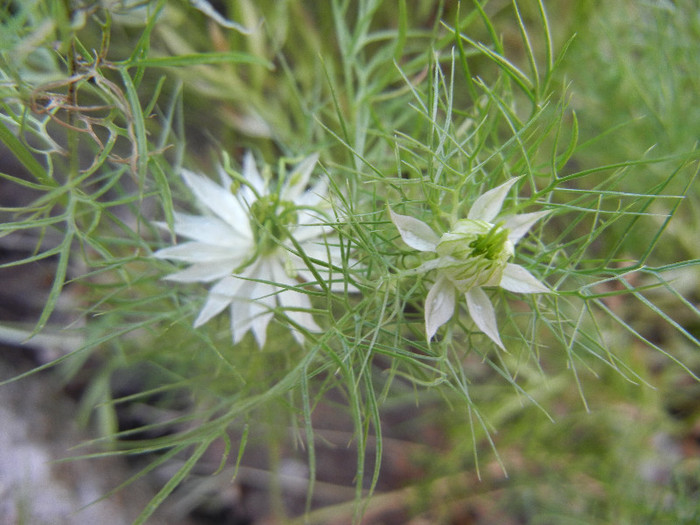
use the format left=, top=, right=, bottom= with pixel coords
left=154, top=152, right=349, bottom=348
left=389, top=178, right=550, bottom=349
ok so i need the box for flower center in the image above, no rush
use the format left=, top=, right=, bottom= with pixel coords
left=435, top=219, right=514, bottom=291
left=249, top=194, right=298, bottom=256
left=468, top=222, right=510, bottom=260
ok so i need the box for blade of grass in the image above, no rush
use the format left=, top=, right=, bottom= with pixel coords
left=133, top=436, right=217, bottom=525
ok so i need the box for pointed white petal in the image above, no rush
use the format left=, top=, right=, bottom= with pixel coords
left=503, top=210, right=550, bottom=245
left=284, top=304, right=321, bottom=335
left=167, top=213, right=240, bottom=245
left=266, top=256, right=293, bottom=284
left=289, top=321, right=312, bottom=345
left=153, top=242, right=240, bottom=263
left=296, top=239, right=337, bottom=262
left=389, top=208, right=440, bottom=252
left=465, top=287, right=505, bottom=350
left=194, top=295, right=231, bottom=327
left=249, top=282, right=276, bottom=349
left=298, top=241, right=359, bottom=283
left=181, top=169, right=251, bottom=237
left=294, top=262, right=359, bottom=293
left=271, top=258, right=336, bottom=321
left=239, top=151, right=266, bottom=204
left=295, top=269, right=353, bottom=293
left=194, top=276, right=244, bottom=327
left=195, top=295, right=232, bottom=327
left=296, top=177, right=329, bottom=208
left=296, top=208, right=328, bottom=228
left=268, top=259, right=295, bottom=292
left=425, top=275, right=456, bottom=340
left=230, top=298, right=253, bottom=345
left=164, top=261, right=235, bottom=282
left=194, top=275, right=250, bottom=326
left=251, top=314, right=272, bottom=348
left=282, top=153, right=319, bottom=202
left=270, top=259, right=319, bottom=324
left=228, top=260, right=270, bottom=346
left=243, top=151, right=265, bottom=191
left=400, top=256, right=457, bottom=277
left=293, top=222, right=333, bottom=242
left=274, top=261, right=321, bottom=343
left=500, top=263, right=550, bottom=294
left=467, top=178, right=520, bottom=222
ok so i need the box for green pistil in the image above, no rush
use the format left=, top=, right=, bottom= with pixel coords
left=249, top=195, right=298, bottom=256
left=469, top=222, right=509, bottom=260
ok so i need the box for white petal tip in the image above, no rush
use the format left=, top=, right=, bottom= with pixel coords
left=500, top=264, right=550, bottom=294
left=466, top=287, right=506, bottom=350
left=388, top=207, right=440, bottom=252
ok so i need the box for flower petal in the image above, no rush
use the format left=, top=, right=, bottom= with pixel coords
left=194, top=276, right=245, bottom=327
left=300, top=240, right=352, bottom=266
left=181, top=168, right=250, bottom=237
left=503, top=210, right=550, bottom=245
left=195, top=295, right=232, bottom=327
left=164, top=260, right=236, bottom=283
left=296, top=177, right=329, bottom=208
left=406, top=257, right=450, bottom=275
left=389, top=208, right=440, bottom=252
left=282, top=295, right=321, bottom=333
left=230, top=298, right=253, bottom=345
left=153, top=242, right=241, bottom=263
left=293, top=222, right=334, bottom=242
left=465, top=287, right=505, bottom=350
left=228, top=260, right=276, bottom=348
left=282, top=153, right=319, bottom=202
left=467, top=178, right=520, bottom=222
left=500, top=263, right=550, bottom=294
left=292, top=243, right=357, bottom=292
left=238, top=151, right=266, bottom=205
left=425, top=275, right=456, bottom=340
left=249, top=281, right=276, bottom=349
left=272, top=262, right=321, bottom=343
left=169, top=213, right=244, bottom=246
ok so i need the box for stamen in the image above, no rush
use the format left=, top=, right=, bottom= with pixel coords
left=249, top=195, right=298, bottom=256
left=469, top=222, right=509, bottom=260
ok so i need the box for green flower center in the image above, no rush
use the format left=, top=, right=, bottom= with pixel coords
left=468, top=222, right=510, bottom=260
left=249, top=195, right=298, bottom=256
left=436, top=219, right=514, bottom=292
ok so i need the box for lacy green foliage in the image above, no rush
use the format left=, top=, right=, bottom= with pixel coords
left=0, top=0, right=698, bottom=523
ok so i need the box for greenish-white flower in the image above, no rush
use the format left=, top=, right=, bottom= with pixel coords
left=389, top=178, right=550, bottom=349
left=154, top=152, right=349, bottom=348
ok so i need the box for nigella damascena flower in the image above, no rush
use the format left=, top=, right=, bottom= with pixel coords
left=154, top=152, right=350, bottom=348
left=389, top=178, right=550, bottom=349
